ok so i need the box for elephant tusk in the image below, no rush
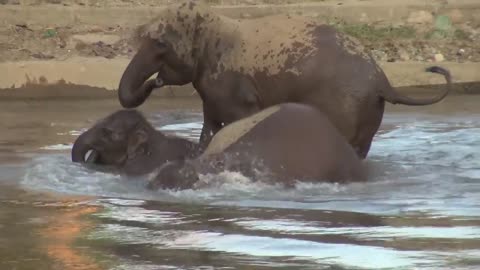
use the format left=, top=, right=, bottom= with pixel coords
left=86, top=149, right=100, bottom=164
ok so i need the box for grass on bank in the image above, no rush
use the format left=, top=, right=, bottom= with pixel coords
left=331, top=21, right=470, bottom=41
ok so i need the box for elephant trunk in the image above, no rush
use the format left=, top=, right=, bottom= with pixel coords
left=72, top=129, right=96, bottom=163
left=118, top=46, right=163, bottom=108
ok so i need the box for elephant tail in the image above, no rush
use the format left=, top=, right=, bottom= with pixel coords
left=382, top=66, right=452, bottom=106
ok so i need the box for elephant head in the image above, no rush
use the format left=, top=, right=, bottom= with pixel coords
left=118, top=1, right=207, bottom=108
left=72, top=110, right=197, bottom=175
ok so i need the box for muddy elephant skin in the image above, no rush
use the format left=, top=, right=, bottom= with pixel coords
left=148, top=103, right=367, bottom=190
left=118, top=1, right=452, bottom=158
left=71, top=110, right=197, bottom=176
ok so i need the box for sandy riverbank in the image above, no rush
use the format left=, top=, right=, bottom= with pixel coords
left=1, top=58, right=479, bottom=96
left=0, top=0, right=479, bottom=96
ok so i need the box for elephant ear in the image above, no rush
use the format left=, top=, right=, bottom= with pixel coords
left=126, top=127, right=149, bottom=159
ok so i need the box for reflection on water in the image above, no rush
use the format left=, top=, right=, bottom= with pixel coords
left=1, top=98, right=480, bottom=270
left=40, top=205, right=103, bottom=270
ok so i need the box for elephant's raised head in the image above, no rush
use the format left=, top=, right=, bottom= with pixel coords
left=71, top=110, right=156, bottom=170
left=118, top=1, right=210, bottom=108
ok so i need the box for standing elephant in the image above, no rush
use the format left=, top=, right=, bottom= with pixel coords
left=71, top=110, right=197, bottom=175
left=148, top=103, right=366, bottom=190
left=117, top=1, right=452, bottom=159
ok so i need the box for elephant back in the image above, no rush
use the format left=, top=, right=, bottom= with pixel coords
left=201, top=105, right=282, bottom=156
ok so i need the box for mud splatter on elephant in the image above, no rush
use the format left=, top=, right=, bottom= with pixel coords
left=118, top=1, right=452, bottom=158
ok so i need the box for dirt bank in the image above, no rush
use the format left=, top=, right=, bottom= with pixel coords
left=0, top=0, right=479, bottom=95
left=1, top=57, right=479, bottom=93
left=1, top=0, right=479, bottom=63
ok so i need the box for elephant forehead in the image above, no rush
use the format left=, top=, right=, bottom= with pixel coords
left=201, top=105, right=281, bottom=157
left=137, top=3, right=198, bottom=39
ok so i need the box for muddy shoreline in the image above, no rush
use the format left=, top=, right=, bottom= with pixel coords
left=1, top=59, right=479, bottom=97
left=0, top=80, right=478, bottom=100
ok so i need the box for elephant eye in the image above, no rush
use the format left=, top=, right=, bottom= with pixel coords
left=101, top=128, right=113, bottom=138
left=154, top=40, right=169, bottom=55
left=111, top=132, right=123, bottom=141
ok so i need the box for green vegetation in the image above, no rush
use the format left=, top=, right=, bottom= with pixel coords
left=43, top=28, right=57, bottom=38
left=425, top=28, right=470, bottom=40
left=331, top=22, right=416, bottom=41
left=330, top=15, right=469, bottom=42
left=423, top=15, right=470, bottom=40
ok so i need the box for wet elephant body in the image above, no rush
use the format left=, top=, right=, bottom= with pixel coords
left=71, top=110, right=197, bottom=176
left=118, top=1, right=452, bottom=159
left=71, top=105, right=365, bottom=190
left=148, top=103, right=366, bottom=190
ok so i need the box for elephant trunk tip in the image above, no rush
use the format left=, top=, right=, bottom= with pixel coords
left=72, top=131, right=94, bottom=163
left=119, top=97, right=137, bottom=109
left=118, top=85, right=139, bottom=109
left=118, top=79, right=159, bottom=109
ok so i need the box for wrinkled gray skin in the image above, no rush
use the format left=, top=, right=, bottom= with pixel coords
left=148, top=103, right=366, bottom=190
left=71, top=110, right=197, bottom=176
left=118, top=1, right=452, bottom=159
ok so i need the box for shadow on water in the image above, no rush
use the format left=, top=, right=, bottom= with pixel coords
left=1, top=83, right=480, bottom=269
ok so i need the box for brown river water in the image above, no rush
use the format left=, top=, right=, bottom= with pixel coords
left=0, top=87, right=479, bottom=270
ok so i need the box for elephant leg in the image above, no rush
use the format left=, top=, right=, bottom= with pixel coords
left=199, top=120, right=213, bottom=151
left=198, top=105, right=222, bottom=152
left=199, top=121, right=222, bottom=150
left=352, top=136, right=372, bottom=159
left=351, top=100, right=384, bottom=159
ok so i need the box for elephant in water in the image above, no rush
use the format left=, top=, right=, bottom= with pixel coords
left=71, top=110, right=198, bottom=176
left=72, top=104, right=365, bottom=190
left=148, top=103, right=366, bottom=190
left=72, top=103, right=365, bottom=189
left=117, top=0, right=452, bottom=159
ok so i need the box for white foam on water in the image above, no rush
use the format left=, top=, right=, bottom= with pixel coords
left=94, top=206, right=189, bottom=225
left=40, top=143, right=73, bottom=150
left=236, top=219, right=480, bottom=239
left=159, top=122, right=203, bottom=132
left=158, top=121, right=203, bottom=142
left=21, top=154, right=154, bottom=200
left=19, top=150, right=480, bottom=217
